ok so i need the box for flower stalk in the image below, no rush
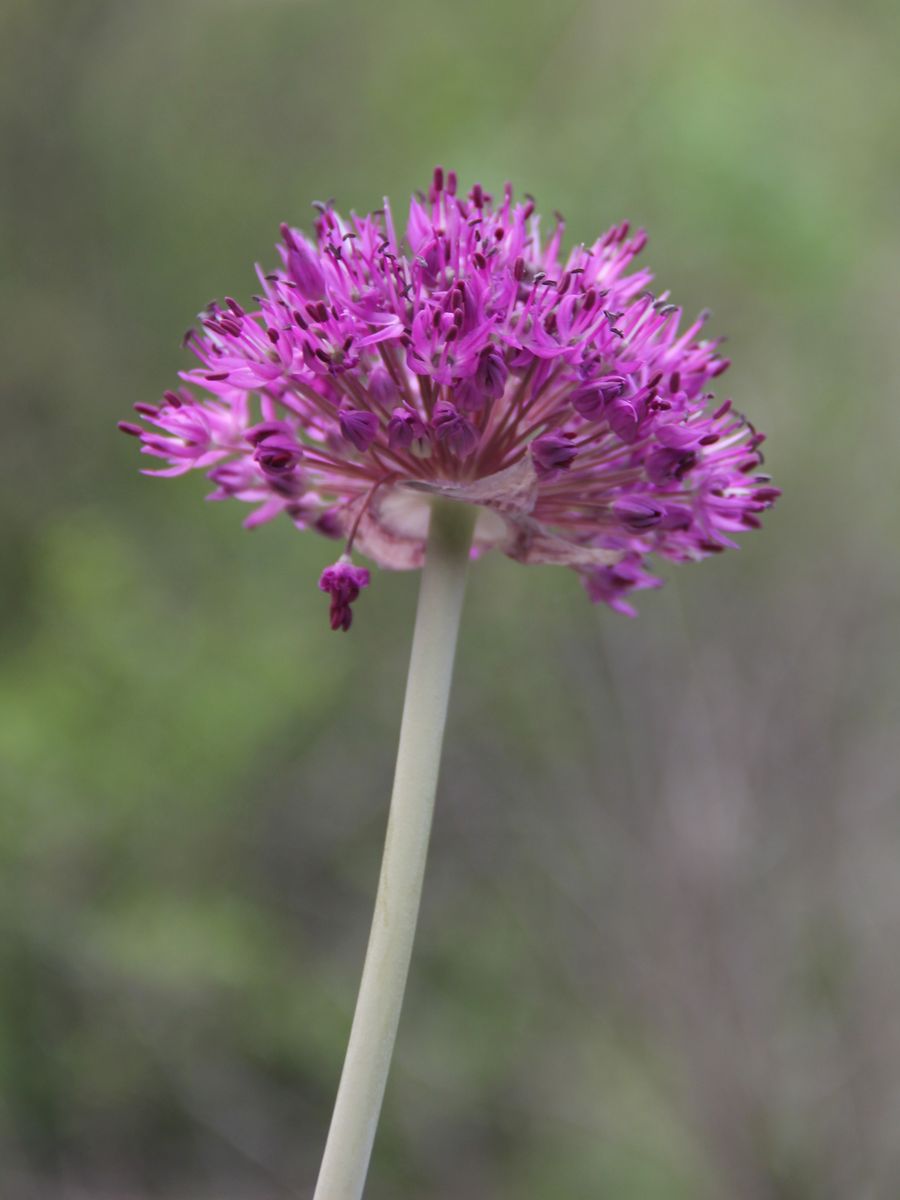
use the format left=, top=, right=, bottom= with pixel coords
left=313, top=499, right=476, bottom=1200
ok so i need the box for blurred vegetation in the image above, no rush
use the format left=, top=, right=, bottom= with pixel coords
left=2, top=0, right=900, bottom=1197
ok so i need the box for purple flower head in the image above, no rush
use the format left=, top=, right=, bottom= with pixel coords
left=121, top=167, right=778, bottom=629
left=319, top=558, right=371, bottom=632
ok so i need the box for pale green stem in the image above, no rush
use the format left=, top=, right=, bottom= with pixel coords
left=313, top=499, right=477, bottom=1200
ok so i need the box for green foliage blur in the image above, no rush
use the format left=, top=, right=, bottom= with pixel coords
left=2, top=1, right=900, bottom=1197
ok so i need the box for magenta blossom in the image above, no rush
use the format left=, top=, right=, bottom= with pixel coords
left=120, top=168, right=778, bottom=627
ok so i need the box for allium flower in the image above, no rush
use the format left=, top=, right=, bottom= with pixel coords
left=121, top=168, right=778, bottom=627
left=121, top=170, right=781, bottom=1200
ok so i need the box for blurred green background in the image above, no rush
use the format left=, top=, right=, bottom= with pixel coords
left=2, top=1, right=900, bottom=1197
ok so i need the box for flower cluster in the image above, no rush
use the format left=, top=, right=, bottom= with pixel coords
left=121, top=168, right=778, bottom=627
